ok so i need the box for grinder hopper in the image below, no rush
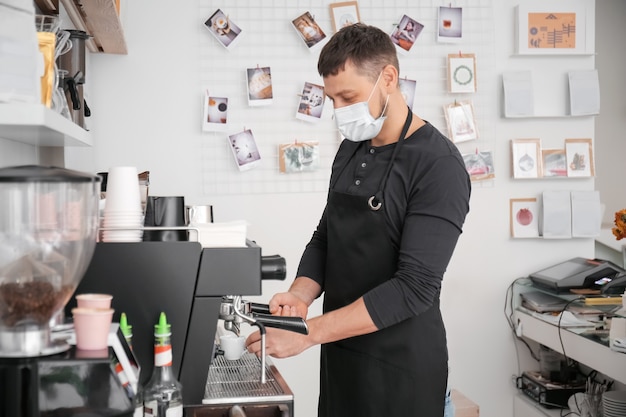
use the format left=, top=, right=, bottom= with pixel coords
left=0, top=165, right=100, bottom=357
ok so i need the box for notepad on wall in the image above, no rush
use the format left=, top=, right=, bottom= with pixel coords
left=542, top=190, right=572, bottom=238
left=569, top=70, right=600, bottom=116
left=571, top=191, right=601, bottom=237
left=503, top=71, right=534, bottom=117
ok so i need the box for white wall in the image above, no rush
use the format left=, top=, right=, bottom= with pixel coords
left=52, top=1, right=614, bottom=416
left=595, top=0, right=626, bottom=225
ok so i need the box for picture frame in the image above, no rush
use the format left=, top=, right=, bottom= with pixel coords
left=228, top=129, right=262, bottom=171
left=541, top=149, right=567, bottom=178
left=246, top=66, right=273, bottom=106
left=462, top=150, right=495, bottom=182
left=565, top=138, right=594, bottom=177
left=278, top=141, right=320, bottom=173
left=515, top=1, right=593, bottom=55
left=203, top=9, right=243, bottom=49
left=437, top=6, right=463, bottom=43
left=291, top=11, right=327, bottom=51
left=510, top=198, right=540, bottom=238
left=202, top=92, right=228, bottom=132
left=448, top=53, right=477, bottom=93
left=443, top=100, right=478, bottom=143
left=296, top=82, right=325, bottom=122
left=390, top=14, right=423, bottom=54
left=329, top=1, right=360, bottom=33
left=511, top=138, right=541, bottom=179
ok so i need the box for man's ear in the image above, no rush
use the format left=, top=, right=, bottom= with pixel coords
left=381, top=64, right=398, bottom=91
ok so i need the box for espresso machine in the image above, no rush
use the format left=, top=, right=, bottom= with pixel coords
left=0, top=165, right=133, bottom=417
left=69, top=240, right=304, bottom=415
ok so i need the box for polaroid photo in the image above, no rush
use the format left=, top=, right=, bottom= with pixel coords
left=292, top=11, right=327, bottom=51
left=444, top=100, right=478, bottom=143
left=203, top=9, right=243, bottom=49
left=438, top=6, right=463, bottom=43
left=565, top=138, right=594, bottom=177
left=511, top=138, right=541, bottom=179
left=510, top=198, right=540, bottom=238
left=541, top=149, right=567, bottom=178
left=228, top=129, right=261, bottom=171
left=329, top=1, right=360, bottom=33
left=296, top=82, right=325, bottom=122
left=462, top=150, right=495, bottom=182
left=390, top=15, right=424, bottom=54
left=246, top=67, right=273, bottom=106
left=448, top=54, right=476, bottom=93
left=278, top=141, right=320, bottom=173
left=399, top=78, right=417, bottom=110
left=202, top=92, right=228, bottom=132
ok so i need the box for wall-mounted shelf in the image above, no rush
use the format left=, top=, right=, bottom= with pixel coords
left=60, top=0, right=127, bottom=54
left=0, top=103, right=92, bottom=147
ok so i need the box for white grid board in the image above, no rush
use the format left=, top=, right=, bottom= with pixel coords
left=198, top=0, right=496, bottom=195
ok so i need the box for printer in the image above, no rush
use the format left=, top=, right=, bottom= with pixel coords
left=529, top=257, right=626, bottom=293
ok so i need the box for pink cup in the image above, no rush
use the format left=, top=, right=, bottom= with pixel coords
left=75, top=293, right=113, bottom=309
left=72, top=307, right=114, bottom=350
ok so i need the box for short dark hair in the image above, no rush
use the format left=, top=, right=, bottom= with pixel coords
left=318, top=23, right=399, bottom=82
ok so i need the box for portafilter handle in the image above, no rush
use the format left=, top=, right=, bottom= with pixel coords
left=248, top=302, right=309, bottom=335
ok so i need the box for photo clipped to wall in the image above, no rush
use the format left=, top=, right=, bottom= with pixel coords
left=390, top=14, right=423, bottom=54
left=278, top=141, right=320, bottom=173
left=399, top=78, right=417, bottom=110
left=292, top=11, right=327, bottom=51
left=448, top=53, right=476, bottom=93
left=202, top=91, right=228, bottom=132
left=203, top=9, right=243, bottom=49
left=246, top=66, right=273, bottom=106
left=228, top=129, right=262, bottom=171
left=296, top=82, right=325, bottom=122
left=444, top=100, right=478, bottom=143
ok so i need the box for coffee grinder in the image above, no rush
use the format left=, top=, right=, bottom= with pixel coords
left=0, top=166, right=133, bottom=417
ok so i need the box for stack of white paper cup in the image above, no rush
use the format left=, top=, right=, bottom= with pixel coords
left=101, top=166, right=143, bottom=242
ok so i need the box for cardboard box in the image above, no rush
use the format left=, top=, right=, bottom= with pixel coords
left=451, top=389, right=480, bottom=417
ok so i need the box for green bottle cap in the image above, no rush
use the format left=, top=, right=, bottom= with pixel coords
left=119, top=312, right=132, bottom=338
left=154, top=311, right=171, bottom=337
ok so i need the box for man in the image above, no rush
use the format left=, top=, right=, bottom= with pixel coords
left=246, top=23, right=471, bottom=416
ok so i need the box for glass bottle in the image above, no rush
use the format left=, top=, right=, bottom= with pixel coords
left=120, top=312, right=144, bottom=417
left=143, top=312, right=183, bottom=417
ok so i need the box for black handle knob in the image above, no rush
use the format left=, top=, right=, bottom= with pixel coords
left=252, top=313, right=309, bottom=335
left=261, top=255, right=286, bottom=281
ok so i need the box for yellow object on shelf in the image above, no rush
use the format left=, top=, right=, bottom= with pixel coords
left=584, top=296, right=623, bottom=305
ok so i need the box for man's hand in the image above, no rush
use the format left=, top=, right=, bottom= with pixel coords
left=268, top=292, right=309, bottom=319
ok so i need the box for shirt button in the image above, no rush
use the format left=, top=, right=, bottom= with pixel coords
left=361, top=162, right=367, bottom=168
left=369, top=148, right=375, bottom=154
left=355, top=179, right=361, bottom=186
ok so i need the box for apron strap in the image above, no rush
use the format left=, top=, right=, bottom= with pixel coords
left=369, top=107, right=413, bottom=211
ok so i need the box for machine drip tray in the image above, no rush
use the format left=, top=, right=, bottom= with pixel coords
left=202, top=353, right=293, bottom=405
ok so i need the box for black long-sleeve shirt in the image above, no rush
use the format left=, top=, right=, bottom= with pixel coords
left=296, top=122, right=471, bottom=330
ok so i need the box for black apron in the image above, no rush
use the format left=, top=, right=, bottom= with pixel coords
left=319, top=110, right=448, bottom=417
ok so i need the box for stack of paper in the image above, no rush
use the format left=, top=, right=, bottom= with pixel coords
left=190, top=220, right=247, bottom=248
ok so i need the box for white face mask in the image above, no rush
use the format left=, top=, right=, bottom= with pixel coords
left=333, top=73, right=389, bottom=142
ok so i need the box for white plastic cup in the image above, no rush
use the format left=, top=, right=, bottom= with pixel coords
left=75, top=293, right=113, bottom=309
left=72, top=307, right=114, bottom=350
left=220, top=334, right=246, bottom=360
left=104, top=166, right=142, bottom=214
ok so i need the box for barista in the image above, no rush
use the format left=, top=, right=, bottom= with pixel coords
left=245, top=23, right=471, bottom=416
